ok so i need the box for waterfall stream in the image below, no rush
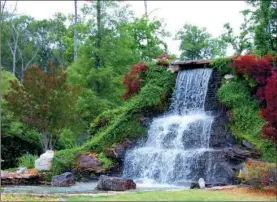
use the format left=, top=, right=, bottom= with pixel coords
left=123, top=68, right=219, bottom=187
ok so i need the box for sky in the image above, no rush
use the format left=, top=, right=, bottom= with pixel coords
left=6, top=1, right=252, bottom=57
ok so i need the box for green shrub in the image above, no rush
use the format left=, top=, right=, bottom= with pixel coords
left=17, top=153, right=38, bottom=169
left=59, top=128, right=77, bottom=149
left=218, top=79, right=275, bottom=161
left=210, top=57, right=234, bottom=76
left=99, top=152, right=112, bottom=169
left=52, top=147, right=84, bottom=175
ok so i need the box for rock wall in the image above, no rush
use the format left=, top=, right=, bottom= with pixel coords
left=204, top=69, right=224, bottom=113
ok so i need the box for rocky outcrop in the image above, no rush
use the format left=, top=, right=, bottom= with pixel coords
left=51, top=172, right=75, bottom=186
left=35, top=150, right=54, bottom=171
left=242, top=139, right=256, bottom=151
left=96, top=175, right=136, bottom=191
left=1, top=170, right=9, bottom=178
left=224, top=146, right=258, bottom=162
left=209, top=114, right=236, bottom=148
left=1, top=174, right=44, bottom=185
left=1, top=168, right=45, bottom=185
left=75, top=152, right=106, bottom=173
left=104, top=141, right=132, bottom=161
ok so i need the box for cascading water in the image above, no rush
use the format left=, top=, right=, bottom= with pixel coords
left=123, top=68, right=224, bottom=187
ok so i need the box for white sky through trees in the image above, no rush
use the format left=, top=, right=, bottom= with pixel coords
left=6, top=1, right=252, bottom=57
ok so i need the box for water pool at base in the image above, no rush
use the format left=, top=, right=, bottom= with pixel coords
left=2, top=181, right=189, bottom=194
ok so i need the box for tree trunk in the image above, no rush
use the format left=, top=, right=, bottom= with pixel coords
left=74, top=0, right=77, bottom=63
left=144, top=0, right=150, bottom=61
left=95, top=0, right=101, bottom=92
left=144, top=0, right=148, bottom=18
left=42, top=130, right=52, bottom=152
left=95, top=0, right=101, bottom=70
left=12, top=51, right=16, bottom=74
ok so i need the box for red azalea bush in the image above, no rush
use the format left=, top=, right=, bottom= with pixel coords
left=232, top=54, right=277, bottom=144
left=122, top=62, right=148, bottom=100
left=261, top=71, right=277, bottom=143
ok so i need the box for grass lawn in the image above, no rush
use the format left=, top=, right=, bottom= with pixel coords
left=66, top=189, right=276, bottom=201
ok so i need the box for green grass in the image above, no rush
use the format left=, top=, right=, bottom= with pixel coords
left=18, top=153, right=38, bottom=169
left=66, top=190, right=275, bottom=201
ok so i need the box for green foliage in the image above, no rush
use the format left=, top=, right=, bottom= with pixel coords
left=210, top=57, right=234, bottom=76
left=1, top=70, right=18, bottom=94
left=4, top=63, right=79, bottom=151
left=175, top=24, right=226, bottom=60
left=52, top=147, right=84, bottom=175
left=89, top=107, right=125, bottom=136
left=17, top=153, right=38, bottom=169
left=98, top=152, right=112, bottom=169
left=58, top=129, right=78, bottom=149
left=1, top=70, right=42, bottom=169
left=52, top=62, right=175, bottom=175
left=217, top=79, right=275, bottom=161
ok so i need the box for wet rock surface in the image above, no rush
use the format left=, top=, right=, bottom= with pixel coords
left=51, top=172, right=75, bottom=186
left=104, top=141, right=132, bottom=161
left=96, top=175, right=136, bottom=191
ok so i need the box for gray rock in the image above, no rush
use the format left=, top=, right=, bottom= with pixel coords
left=51, top=172, right=75, bottom=186
left=16, top=167, right=28, bottom=174
left=224, top=74, right=234, bottom=80
left=242, top=140, right=255, bottom=150
left=198, top=178, right=205, bottom=189
left=190, top=182, right=200, bottom=189
left=224, top=146, right=253, bottom=162
left=96, top=175, right=136, bottom=191
left=35, top=150, right=54, bottom=171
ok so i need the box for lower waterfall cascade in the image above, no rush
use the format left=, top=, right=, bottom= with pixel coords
left=123, top=68, right=235, bottom=187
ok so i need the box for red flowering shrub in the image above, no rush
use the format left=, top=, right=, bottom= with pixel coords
left=122, top=62, right=148, bottom=100
left=232, top=54, right=277, bottom=145
left=261, top=71, right=277, bottom=143
left=232, top=54, right=272, bottom=86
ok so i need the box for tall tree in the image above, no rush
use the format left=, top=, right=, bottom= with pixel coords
left=4, top=62, right=79, bottom=151
left=220, top=10, right=254, bottom=55
left=144, top=0, right=148, bottom=18
left=95, top=0, right=101, bottom=70
left=175, top=24, right=226, bottom=60
left=246, top=0, right=277, bottom=55
left=74, top=0, right=78, bottom=63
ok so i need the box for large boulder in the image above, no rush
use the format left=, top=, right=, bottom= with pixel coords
left=198, top=178, right=205, bottom=189
left=51, top=172, right=75, bottom=186
left=76, top=152, right=106, bottom=173
left=96, top=175, right=136, bottom=191
left=35, top=150, right=54, bottom=171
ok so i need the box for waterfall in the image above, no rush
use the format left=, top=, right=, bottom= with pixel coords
left=123, top=68, right=221, bottom=187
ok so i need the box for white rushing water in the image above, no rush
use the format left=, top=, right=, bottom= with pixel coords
left=123, top=68, right=216, bottom=188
